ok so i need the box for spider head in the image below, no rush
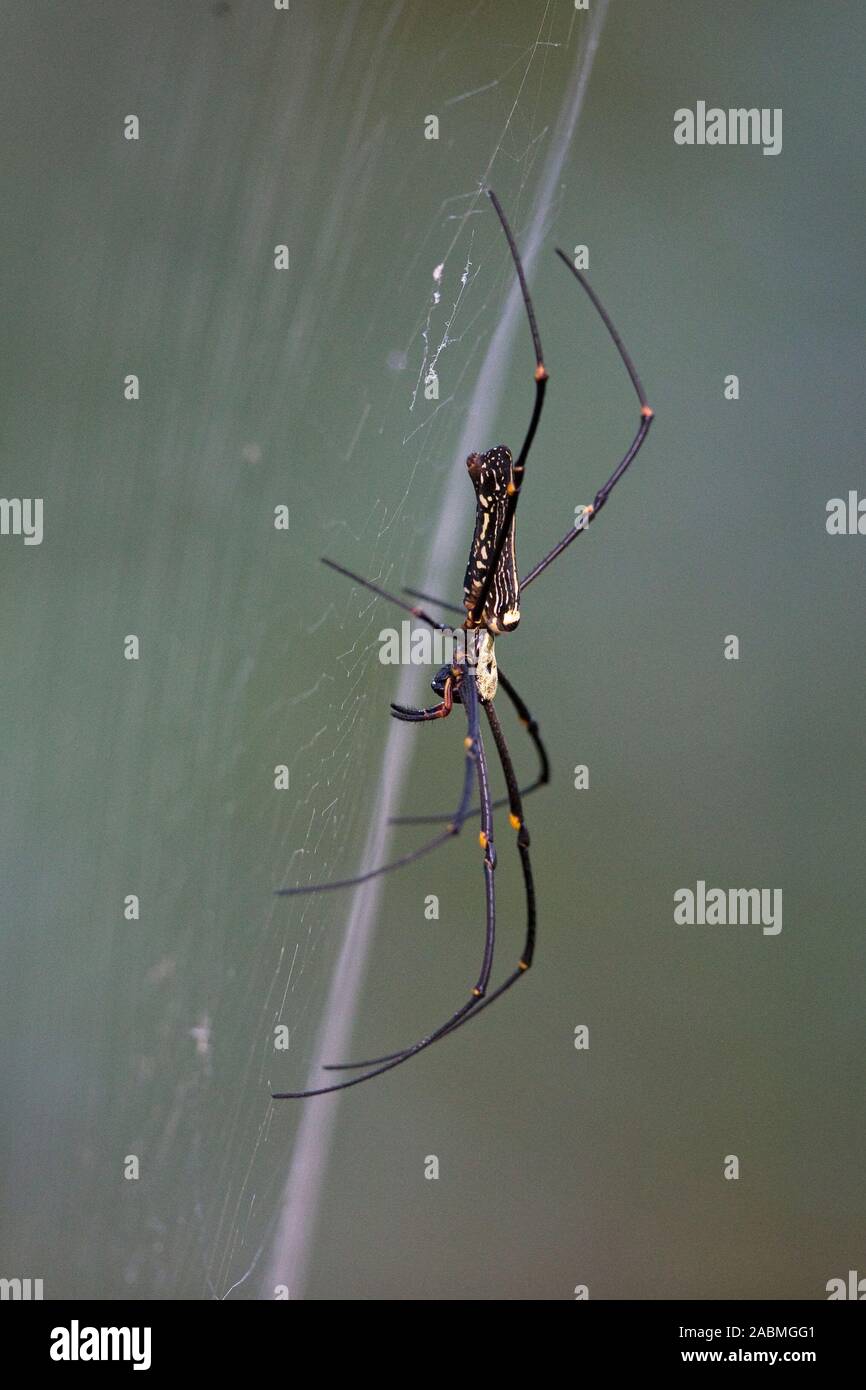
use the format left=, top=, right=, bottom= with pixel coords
left=431, top=664, right=463, bottom=702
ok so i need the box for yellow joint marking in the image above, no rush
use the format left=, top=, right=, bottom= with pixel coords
left=447, top=821, right=457, bottom=833
left=472, top=987, right=483, bottom=997
left=641, top=404, right=655, bottom=419
left=464, top=736, right=473, bottom=750
left=478, top=831, right=488, bottom=849
left=518, top=959, right=529, bottom=972
left=506, top=481, right=517, bottom=495
left=534, top=364, right=549, bottom=382
left=509, top=813, right=521, bottom=831
left=583, top=504, right=595, bottom=516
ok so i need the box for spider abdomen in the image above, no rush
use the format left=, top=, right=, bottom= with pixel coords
left=463, top=445, right=521, bottom=636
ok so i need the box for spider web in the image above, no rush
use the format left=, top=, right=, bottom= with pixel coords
left=198, top=0, right=607, bottom=1302
left=252, top=0, right=608, bottom=1301
left=34, top=0, right=608, bottom=1300
left=6, top=0, right=866, bottom=1308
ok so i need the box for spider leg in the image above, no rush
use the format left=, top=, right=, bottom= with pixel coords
left=322, top=557, right=448, bottom=631
left=497, top=667, right=550, bottom=790
left=388, top=665, right=548, bottom=824
left=402, top=586, right=464, bottom=617
left=325, top=696, right=535, bottom=1071
left=390, top=675, right=453, bottom=722
left=273, top=673, right=499, bottom=1098
left=520, top=251, right=654, bottom=592
left=390, top=701, right=450, bottom=722
left=468, top=190, right=548, bottom=627
left=275, top=677, right=463, bottom=897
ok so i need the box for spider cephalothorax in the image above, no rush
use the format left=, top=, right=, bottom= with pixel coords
left=431, top=629, right=498, bottom=706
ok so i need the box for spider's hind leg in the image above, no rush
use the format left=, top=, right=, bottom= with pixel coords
left=388, top=665, right=549, bottom=825
left=276, top=677, right=466, bottom=898
left=273, top=673, right=499, bottom=1099
left=324, top=696, right=536, bottom=1075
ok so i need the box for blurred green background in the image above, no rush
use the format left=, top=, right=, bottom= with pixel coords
left=1, top=0, right=863, bottom=1299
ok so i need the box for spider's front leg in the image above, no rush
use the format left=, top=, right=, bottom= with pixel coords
left=390, top=671, right=454, bottom=723
left=389, top=654, right=465, bottom=723
left=520, top=251, right=655, bottom=593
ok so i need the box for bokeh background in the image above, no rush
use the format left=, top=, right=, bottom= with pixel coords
left=1, top=0, right=863, bottom=1299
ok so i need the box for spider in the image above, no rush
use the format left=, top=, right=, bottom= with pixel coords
left=273, top=189, right=654, bottom=1099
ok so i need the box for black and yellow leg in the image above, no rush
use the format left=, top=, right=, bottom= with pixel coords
left=388, top=663, right=549, bottom=827
left=274, top=674, right=500, bottom=1095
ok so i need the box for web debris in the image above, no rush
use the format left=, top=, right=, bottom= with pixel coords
left=409, top=239, right=479, bottom=414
